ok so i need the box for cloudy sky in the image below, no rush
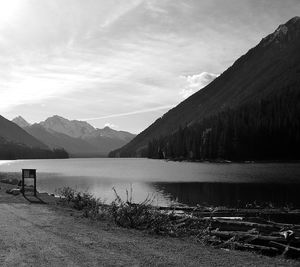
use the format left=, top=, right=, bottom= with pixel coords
left=1, top=0, right=299, bottom=133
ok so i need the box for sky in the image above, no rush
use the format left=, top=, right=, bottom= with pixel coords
left=0, top=0, right=299, bottom=133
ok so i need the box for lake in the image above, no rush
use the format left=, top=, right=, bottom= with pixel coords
left=1, top=158, right=300, bottom=207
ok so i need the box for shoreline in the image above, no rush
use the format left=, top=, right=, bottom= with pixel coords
left=1, top=172, right=300, bottom=209
left=163, top=158, right=300, bottom=164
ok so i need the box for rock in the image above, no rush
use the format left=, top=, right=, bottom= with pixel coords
left=6, top=188, right=21, bottom=195
left=11, top=189, right=21, bottom=195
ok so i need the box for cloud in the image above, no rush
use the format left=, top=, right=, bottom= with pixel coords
left=180, top=72, right=219, bottom=99
left=1, top=0, right=299, bottom=133
left=104, top=122, right=118, bottom=129
left=0, top=61, right=102, bottom=112
left=100, top=0, right=143, bottom=28
left=81, top=105, right=174, bottom=121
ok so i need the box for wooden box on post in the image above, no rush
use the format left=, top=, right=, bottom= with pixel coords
left=22, top=169, right=37, bottom=196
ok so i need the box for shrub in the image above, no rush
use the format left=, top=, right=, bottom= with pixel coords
left=57, top=187, right=104, bottom=219
left=57, top=186, right=207, bottom=237
left=109, top=187, right=174, bottom=234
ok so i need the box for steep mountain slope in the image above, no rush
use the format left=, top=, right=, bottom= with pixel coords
left=0, top=115, right=48, bottom=149
left=12, top=116, right=31, bottom=128
left=110, top=17, right=300, bottom=157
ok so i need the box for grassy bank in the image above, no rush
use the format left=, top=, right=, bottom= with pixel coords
left=0, top=180, right=299, bottom=266
left=57, top=186, right=300, bottom=260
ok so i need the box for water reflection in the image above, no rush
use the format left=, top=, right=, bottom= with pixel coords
left=37, top=175, right=300, bottom=208
left=152, top=182, right=300, bottom=208
left=36, top=174, right=170, bottom=205
left=1, top=159, right=300, bottom=207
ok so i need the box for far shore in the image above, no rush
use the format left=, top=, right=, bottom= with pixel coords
left=1, top=156, right=300, bottom=164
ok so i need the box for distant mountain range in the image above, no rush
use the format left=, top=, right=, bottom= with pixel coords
left=110, top=17, right=300, bottom=160
left=12, top=115, right=136, bottom=157
left=12, top=116, right=31, bottom=128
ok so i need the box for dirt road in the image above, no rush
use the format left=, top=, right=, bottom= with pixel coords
left=0, top=183, right=297, bottom=266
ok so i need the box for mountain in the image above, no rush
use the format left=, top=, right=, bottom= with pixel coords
left=81, top=126, right=135, bottom=142
left=110, top=17, right=300, bottom=158
left=40, top=115, right=95, bottom=138
left=15, top=115, right=136, bottom=157
left=12, top=116, right=31, bottom=128
left=80, top=129, right=134, bottom=156
left=41, top=116, right=135, bottom=142
left=0, top=115, right=68, bottom=159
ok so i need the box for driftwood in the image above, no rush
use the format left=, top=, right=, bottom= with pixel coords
left=159, top=206, right=300, bottom=259
left=107, top=203, right=300, bottom=259
left=160, top=206, right=300, bottom=225
left=270, top=241, right=300, bottom=252
left=222, top=241, right=279, bottom=255
left=210, top=230, right=285, bottom=242
left=208, top=219, right=280, bottom=232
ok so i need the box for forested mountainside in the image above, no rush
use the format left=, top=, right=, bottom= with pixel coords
left=0, top=139, right=69, bottom=160
left=110, top=17, right=300, bottom=160
left=147, top=87, right=300, bottom=161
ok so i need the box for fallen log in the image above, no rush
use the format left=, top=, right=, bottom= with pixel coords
left=158, top=207, right=300, bottom=224
left=269, top=241, right=300, bottom=252
left=206, top=219, right=280, bottom=233
left=209, top=217, right=243, bottom=220
left=171, top=215, right=299, bottom=234
left=210, top=230, right=287, bottom=243
left=224, top=242, right=279, bottom=255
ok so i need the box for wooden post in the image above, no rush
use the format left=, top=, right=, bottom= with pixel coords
left=22, top=169, right=25, bottom=195
left=34, top=175, right=37, bottom=196
left=21, top=169, right=37, bottom=196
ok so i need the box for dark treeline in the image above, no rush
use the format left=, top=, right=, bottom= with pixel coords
left=147, top=87, right=300, bottom=161
left=0, top=139, right=69, bottom=160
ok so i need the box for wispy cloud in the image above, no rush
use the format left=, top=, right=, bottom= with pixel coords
left=81, top=105, right=174, bottom=121
left=100, top=0, right=143, bottom=29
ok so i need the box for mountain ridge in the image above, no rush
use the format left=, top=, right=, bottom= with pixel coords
left=40, top=115, right=95, bottom=138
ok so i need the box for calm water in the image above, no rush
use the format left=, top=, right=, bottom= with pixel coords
left=1, top=158, right=300, bottom=207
